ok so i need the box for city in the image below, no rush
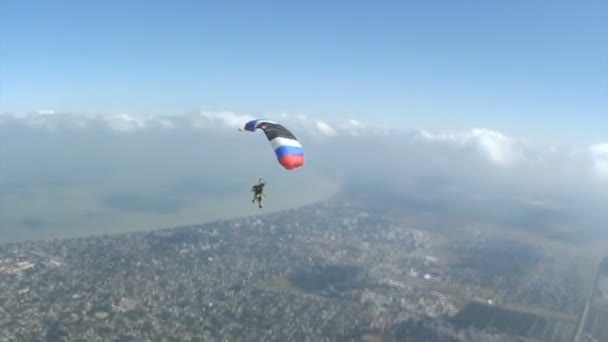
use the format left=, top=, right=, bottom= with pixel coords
left=0, top=194, right=596, bottom=341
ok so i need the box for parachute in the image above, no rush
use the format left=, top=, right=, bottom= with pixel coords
left=242, top=119, right=304, bottom=170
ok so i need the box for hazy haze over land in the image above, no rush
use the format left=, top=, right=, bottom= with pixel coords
left=0, top=110, right=606, bottom=243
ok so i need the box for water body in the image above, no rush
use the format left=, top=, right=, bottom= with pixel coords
left=0, top=174, right=337, bottom=243
left=0, top=129, right=338, bottom=243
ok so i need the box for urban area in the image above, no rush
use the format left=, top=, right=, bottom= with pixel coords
left=0, top=196, right=601, bottom=341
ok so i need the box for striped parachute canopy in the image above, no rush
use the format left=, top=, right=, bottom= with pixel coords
left=243, top=119, right=304, bottom=170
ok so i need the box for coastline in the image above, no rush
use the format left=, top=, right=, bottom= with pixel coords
left=0, top=177, right=341, bottom=244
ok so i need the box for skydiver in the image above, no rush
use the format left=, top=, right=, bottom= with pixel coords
left=251, top=181, right=266, bottom=208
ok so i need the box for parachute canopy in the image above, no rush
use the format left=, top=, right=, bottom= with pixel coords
left=243, top=119, right=304, bottom=170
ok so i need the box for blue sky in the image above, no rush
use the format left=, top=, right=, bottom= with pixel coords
left=0, top=0, right=606, bottom=144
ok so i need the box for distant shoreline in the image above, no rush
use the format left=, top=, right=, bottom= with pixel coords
left=0, top=178, right=341, bottom=245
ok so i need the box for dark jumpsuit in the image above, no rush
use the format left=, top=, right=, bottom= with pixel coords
left=251, top=184, right=265, bottom=208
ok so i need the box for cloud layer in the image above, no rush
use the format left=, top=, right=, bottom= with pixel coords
left=590, top=143, right=608, bottom=182
left=0, top=110, right=606, bottom=184
left=0, top=110, right=606, bottom=241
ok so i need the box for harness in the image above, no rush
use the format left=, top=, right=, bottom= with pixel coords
left=252, top=184, right=265, bottom=194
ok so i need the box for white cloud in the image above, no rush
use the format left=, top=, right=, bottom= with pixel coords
left=0, top=110, right=606, bottom=186
left=283, top=113, right=333, bottom=137
left=590, top=143, right=608, bottom=181
left=103, top=113, right=147, bottom=132
left=36, top=109, right=56, bottom=115
left=155, top=118, right=175, bottom=129
left=190, top=111, right=255, bottom=130
left=104, top=113, right=175, bottom=132
left=334, top=118, right=382, bottom=137
left=0, top=110, right=385, bottom=137
left=417, top=128, right=522, bottom=166
left=470, top=128, right=520, bottom=166
left=267, top=113, right=346, bottom=137
left=23, top=113, right=60, bottom=130
left=314, top=120, right=337, bottom=136
left=342, top=119, right=363, bottom=136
